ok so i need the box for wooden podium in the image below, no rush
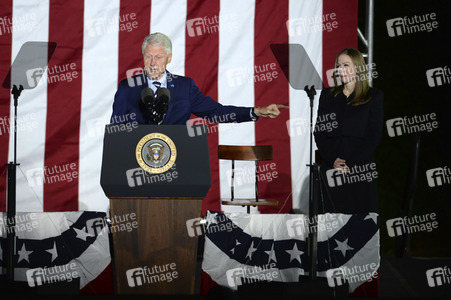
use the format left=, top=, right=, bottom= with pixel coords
left=100, top=125, right=211, bottom=295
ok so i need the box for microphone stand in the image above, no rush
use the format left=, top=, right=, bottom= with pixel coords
left=153, top=89, right=170, bottom=125
left=304, top=85, right=320, bottom=280
left=6, top=84, right=23, bottom=280
left=1, top=41, right=57, bottom=283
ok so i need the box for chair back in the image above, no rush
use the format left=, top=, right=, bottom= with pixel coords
left=218, top=145, right=272, bottom=161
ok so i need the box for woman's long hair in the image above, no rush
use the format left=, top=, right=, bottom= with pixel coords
left=328, top=48, right=371, bottom=106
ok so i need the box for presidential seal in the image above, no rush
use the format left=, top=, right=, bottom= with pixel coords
left=136, top=133, right=176, bottom=174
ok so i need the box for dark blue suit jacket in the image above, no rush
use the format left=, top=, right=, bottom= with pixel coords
left=111, top=71, right=255, bottom=125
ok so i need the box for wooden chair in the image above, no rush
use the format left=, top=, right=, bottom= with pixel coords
left=218, top=145, right=279, bottom=213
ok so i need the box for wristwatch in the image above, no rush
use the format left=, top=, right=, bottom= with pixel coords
left=251, top=107, right=258, bottom=121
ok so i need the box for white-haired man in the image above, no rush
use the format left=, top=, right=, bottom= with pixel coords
left=111, top=32, right=287, bottom=125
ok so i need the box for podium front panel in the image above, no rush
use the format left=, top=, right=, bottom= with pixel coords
left=100, top=125, right=211, bottom=198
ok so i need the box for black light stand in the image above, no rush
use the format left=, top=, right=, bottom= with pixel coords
left=269, top=44, right=350, bottom=297
left=304, top=85, right=321, bottom=280
left=5, top=85, right=24, bottom=280
left=2, top=41, right=57, bottom=281
left=269, top=44, right=324, bottom=280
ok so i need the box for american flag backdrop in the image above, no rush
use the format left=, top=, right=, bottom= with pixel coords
left=0, top=0, right=357, bottom=217
left=0, top=211, right=112, bottom=292
left=201, top=211, right=379, bottom=293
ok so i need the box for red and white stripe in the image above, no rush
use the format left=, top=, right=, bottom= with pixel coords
left=0, top=0, right=357, bottom=216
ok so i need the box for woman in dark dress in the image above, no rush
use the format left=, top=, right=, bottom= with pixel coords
left=314, top=48, right=383, bottom=297
left=314, top=48, right=383, bottom=214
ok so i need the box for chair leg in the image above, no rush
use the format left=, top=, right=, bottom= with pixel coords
left=230, top=159, right=235, bottom=201
left=255, top=161, right=258, bottom=202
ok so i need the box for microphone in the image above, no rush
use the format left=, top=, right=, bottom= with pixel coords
left=140, top=87, right=170, bottom=124
left=154, top=88, right=171, bottom=117
left=304, top=85, right=316, bottom=98
left=141, top=88, right=155, bottom=111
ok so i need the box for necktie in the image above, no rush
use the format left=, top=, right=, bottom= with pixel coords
left=153, top=81, right=161, bottom=90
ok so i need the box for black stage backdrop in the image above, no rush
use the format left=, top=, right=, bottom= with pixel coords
left=358, top=0, right=451, bottom=256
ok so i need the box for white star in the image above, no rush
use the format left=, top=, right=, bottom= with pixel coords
left=265, top=243, right=277, bottom=263
left=245, top=241, right=257, bottom=261
left=206, top=212, right=218, bottom=229
left=46, top=242, right=58, bottom=262
left=334, top=238, right=354, bottom=257
left=230, top=239, right=241, bottom=254
left=286, top=243, right=303, bottom=264
left=74, top=226, right=94, bottom=241
left=18, top=244, right=33, bottom=263
left=364, top=213, right=378, bottom=224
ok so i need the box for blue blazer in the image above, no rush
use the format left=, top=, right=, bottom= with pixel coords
left=110, top=71, right=255, bottom=125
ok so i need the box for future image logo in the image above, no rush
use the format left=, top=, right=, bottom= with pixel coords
left=26, top=263, right=79, bottom=287
left=186, top=213, right=238, bottom=238
left=386, top=213, right=438, bottom=237
left=226, top=263, right=278, bottom=288
left=386, top=113, right=438, bottom=137
left=426, top=167, right=451, bottom=187
left=126, top=263, right=178, bottom=287
left=186, top=217, right=204, bottom=237
left=426, top=66, right=451, bottom=87
left=426, top=267, right=451, bottom=287
left=326, top=163, right=378, bottom=187
left=325, top=68, right=343, bottom=87
left=386, top=13, right=438, bottom=37
left=326, top=263, right=378, bottom=287
left=26, top=67, right=44, bottom=87
left=185, top=113, right=237, bottom=137
left=225, top=63, right=278, bottom=88
left=186, top=118, right=208, bottom=137
left=286, top=214, right=339, bottom=237
left=326, top=268, right=345, bottom=287
left=86, top=13, right=138, bottom=37
left=186, top=14, right=238, bottom=38
left=126, top=67, right=145, bottom=87
left=286, top=13, right=338, bottom=37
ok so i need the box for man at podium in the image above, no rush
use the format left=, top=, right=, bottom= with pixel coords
left=111, top=32, right=287, bottom=125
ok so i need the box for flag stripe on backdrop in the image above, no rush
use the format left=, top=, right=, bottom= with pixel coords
left=118, top=0, right=150, bottom=81
left=254, top=0, right=291, bottom=213
left=79, top=0, right=120, bottom=212
left=218, top=0, right=257, bottom=213
left=288, top=0, right=324, bottom=213
left=185, top=0, right=222, bottom=214
left=151, top=0, right=187, bottom=76
left=44, top=0, right=84, bottom=211
left=0, top=0, right=358, bottom=215
left=0, top=0, right=13, bottom=211
left=288, top=0, right=359, bottom=212
left=9, top=0, right=50, bottom=212
left=323, top=0, right=358, bottom=84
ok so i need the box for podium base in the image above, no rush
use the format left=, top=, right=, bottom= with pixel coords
left=110, top=197, right=202, bottom=295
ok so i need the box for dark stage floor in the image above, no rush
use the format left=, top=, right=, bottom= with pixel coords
left=228, top=256, right=451, bottom=299
left=1, top=256, right=450, bottom=299
left=378, top=256, right=450, bottom=299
